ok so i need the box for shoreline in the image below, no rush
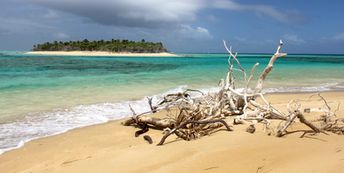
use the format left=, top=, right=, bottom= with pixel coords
left=25, top=51, right=178, bottom=57
left=1, top=91, right=343, bottom=173
left=2, top=85, right=342, bottom=156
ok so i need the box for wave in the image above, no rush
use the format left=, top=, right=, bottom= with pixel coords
left=1, top=83, right=343, bottom=155
left=264, top=83, right=344, bottom=93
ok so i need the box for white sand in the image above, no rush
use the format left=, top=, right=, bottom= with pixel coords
left=25, top=51, right=178, bottom=57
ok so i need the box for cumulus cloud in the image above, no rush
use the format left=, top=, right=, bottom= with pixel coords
left=29, top=0, right=305, bottom=29
left=30, top=0, right=204, bottom=28
left=283, top=34, right=305, bottom=45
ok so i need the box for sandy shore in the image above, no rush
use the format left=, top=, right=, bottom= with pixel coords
left=1, top=92, right=344, bottom=173
left=25, top=51, right=178, bottom=57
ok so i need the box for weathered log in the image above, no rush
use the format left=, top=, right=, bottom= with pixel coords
left=122, top=116, right=174, bottom=130
left=296, top=112, right=322, bottom=133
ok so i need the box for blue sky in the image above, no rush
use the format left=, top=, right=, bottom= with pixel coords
left=0, top=0, right=343, bottom=53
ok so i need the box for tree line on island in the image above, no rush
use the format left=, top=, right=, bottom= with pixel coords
left=32, top=39, right=168, bottom=53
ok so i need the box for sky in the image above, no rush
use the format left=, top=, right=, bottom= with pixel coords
left=0, top=0, right=344, bottom=53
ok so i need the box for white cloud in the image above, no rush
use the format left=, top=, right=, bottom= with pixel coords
left=283, top=34, right=305, bottom=45
left=54, top=32, right=70, bottom=39
left=212, top=0, right=305, bottom=24
left=333, top=33, right=344, bottom=41
left=319, top=32, right=344, bottom=42
left=212, top=0, right=242, bottom=10
left=234, top=37, right=247, bottom=42
left=178, top=25, right=213, bottom=40
left=43, top=9, right=59, bottom=19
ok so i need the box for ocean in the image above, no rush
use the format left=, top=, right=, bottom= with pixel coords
left=0, top=52, right=344, bottom=154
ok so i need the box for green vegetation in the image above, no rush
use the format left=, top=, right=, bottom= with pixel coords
left=33, top=39, right=168, bottom=53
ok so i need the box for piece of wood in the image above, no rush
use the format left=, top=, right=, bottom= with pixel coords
left=255, top=40, right=286, bottom=93
left=276, top=112, right=298, bottom=137
left=143, top=135, right=153, bottom=144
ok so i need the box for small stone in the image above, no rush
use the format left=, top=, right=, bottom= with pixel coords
left=246, top=124, right=256, bottom=134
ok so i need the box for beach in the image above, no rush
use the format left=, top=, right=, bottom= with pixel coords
left=2, top=0, right=344, bottom=172
left=1, top=0, right=344, bottom=172
left=25, top=51, right=178, bottom=57
left=0, top=92, right=343, bottom=173
left=1, top=52, right=344, bottom=172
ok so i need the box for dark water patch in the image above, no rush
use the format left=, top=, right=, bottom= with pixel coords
left=0, top=56, right=180, bottom=74
left=37, top=60, right=179, bottom=74
left=280, top=55, right=344, bottom=64
left=0, top=82, right=64, bottom=91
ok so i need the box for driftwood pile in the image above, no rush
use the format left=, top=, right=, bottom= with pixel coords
left=122, top=40, right=344, bottom=145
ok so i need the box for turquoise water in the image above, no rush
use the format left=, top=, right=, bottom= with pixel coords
left=0, top=52, right=344, bottom=153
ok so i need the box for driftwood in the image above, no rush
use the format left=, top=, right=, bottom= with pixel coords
left=122, top=40, right=343, bottom=145
left=143, top=135, right=153, bottom=144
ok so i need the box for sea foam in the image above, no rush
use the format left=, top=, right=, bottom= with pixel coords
left=0, top=85, right=189, bottom=154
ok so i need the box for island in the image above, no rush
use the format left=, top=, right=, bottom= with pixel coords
left=26, top=39, right=177, bottom=57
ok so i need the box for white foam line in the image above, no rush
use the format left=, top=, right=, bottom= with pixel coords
left=0, top=85, right=190, bottom=155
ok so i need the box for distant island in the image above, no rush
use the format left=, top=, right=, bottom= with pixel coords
left=32, top=39, right=168, bottom=53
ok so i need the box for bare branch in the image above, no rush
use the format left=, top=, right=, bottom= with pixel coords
left=255, top=40, right=287, bottom=93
